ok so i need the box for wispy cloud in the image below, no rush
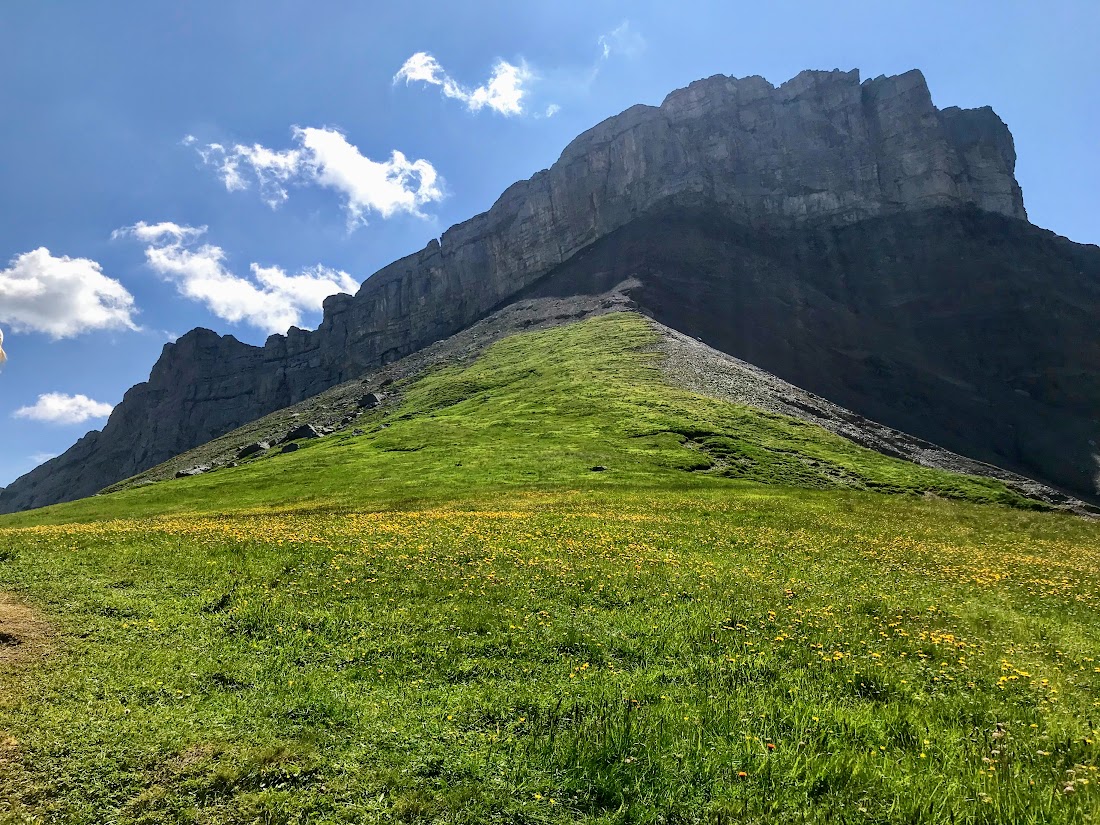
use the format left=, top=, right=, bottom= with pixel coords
left=0, top=248, right=138, bottom=339
left=598, top=21, right=647, bottom=60
left=578, top=21, right=649, bottom=90
left=14, top=393, right=114, bottom=425
left=394, top=26, right=644, bottom=121
left=394, top=52, right=534, bottom=116
left=113, top=222, right=359, bottom=335
left=187, top=128, right=443, bottom=229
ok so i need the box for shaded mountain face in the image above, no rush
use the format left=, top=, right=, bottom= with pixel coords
left=1, top=67, right=1091, bottom=514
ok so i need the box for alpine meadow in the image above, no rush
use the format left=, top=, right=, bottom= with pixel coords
left=3, top=314, right=1100, bottom=823
left=2, top=8, right=1100, bottom=823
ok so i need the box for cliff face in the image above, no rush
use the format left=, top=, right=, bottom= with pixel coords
left=0, top=68, right=1049, bottom=513
left=312, top=68, right=1024, bottom=384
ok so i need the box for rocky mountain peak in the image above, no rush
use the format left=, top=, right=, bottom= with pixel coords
left=0, top=69, right=1055, bottom=515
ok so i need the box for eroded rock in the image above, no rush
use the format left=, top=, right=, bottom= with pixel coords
left=237, top=442, right=269, bottom=459
left=282, top=423, right=321, bottom=443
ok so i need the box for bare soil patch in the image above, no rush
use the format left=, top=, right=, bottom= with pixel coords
left=0, top=592, right=49, bottom=665
left=0, top=593, right=48, bottom=777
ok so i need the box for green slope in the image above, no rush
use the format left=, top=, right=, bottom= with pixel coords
left=2, top=313, right=1099, bottom=824
left=0, top=313, right=1039, bottom=527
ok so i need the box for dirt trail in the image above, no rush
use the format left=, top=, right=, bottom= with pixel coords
left=0, top=592, right=48, bottom=774
left=0, top=592, right=49, bottom=666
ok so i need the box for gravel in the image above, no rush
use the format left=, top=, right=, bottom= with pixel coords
left=656, top=323, right=1097, bottom=517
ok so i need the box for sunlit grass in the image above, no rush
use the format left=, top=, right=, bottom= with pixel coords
left=1, top=314, right=1035, bottom=528
left=1, top=315, right=1098, bottom=823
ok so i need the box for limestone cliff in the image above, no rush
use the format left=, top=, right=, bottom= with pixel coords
left=0, top=68, right=1062, bottom=513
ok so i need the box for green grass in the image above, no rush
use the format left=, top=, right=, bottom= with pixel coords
left=0, top=313, right=1038, bottom=528
left=1, top=313, right=1098, bottom=823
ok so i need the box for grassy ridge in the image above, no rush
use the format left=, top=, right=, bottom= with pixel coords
left=1, top=314, right=1098, bottom=823
left=0, top=313, right=1036, bottom=528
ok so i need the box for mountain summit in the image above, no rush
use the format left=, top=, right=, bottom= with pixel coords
left=3, top=68, right=1097, bottom=513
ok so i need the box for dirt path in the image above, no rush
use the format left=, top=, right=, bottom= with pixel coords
left=0, top=592, right=49, bottom=666
left=0, top=592, right=48, bottom=777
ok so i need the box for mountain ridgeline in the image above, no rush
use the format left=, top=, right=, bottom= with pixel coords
left=2, top=67, right=1097, bottom=513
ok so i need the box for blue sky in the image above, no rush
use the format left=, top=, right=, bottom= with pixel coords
left=1, top=0, right=1097, bottom=487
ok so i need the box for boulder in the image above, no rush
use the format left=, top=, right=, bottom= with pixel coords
left=281, top=423, right=321, bottom=443
left=358, top=392, right=385, bottom=409
left=237, top=441, right=269, bottom=459
left=281, top=443, right=300, bottom=454
left=175, top=466, right=210, bottom=478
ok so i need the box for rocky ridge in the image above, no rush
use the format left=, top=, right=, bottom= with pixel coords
left=102, top=294, right=1094, bottom=517
left=657, top=326, right=1095, bottom=517
left=518, top=203, right=1100, bottom=501
left=0, top=68, right=1047, bottom=513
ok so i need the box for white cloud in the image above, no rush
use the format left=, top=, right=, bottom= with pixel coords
left=190, top=128, right=442, bottom=228
left=31, top=452, right=57, bottom=465
left=0, top=248, right=138, bottom=339
left=394, top=52, right=533, bottom=116
left=464, top=60, right=532, bottom=116
left=14, top=393, right=114, bottom=425
left=598, top=21, right=646, bottom=60
left=249, top=263, right=356, bottom=313
left=114, top=222, right=360, bottom=334
left=393, top=52, right=452, bottom=89
left=117, top=221, right=204, bottom=244
left=295, top=127, right=441, bottom=226
left=392, top=29, right=643, bottom=121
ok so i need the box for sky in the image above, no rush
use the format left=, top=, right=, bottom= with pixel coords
left=1, top=0, right=1097, bottom=487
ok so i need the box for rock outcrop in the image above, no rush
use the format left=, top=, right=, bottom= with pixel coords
left=281, top=423, right=322, bottom=443
left=4, top=67, right=1089, bottom=515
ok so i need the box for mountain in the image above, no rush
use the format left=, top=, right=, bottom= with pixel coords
left=3, top=309, right=1081, bottom=530
left=87, top=293, right=1090, bottom=516
left=2, top=67, right=1097, bottom=514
